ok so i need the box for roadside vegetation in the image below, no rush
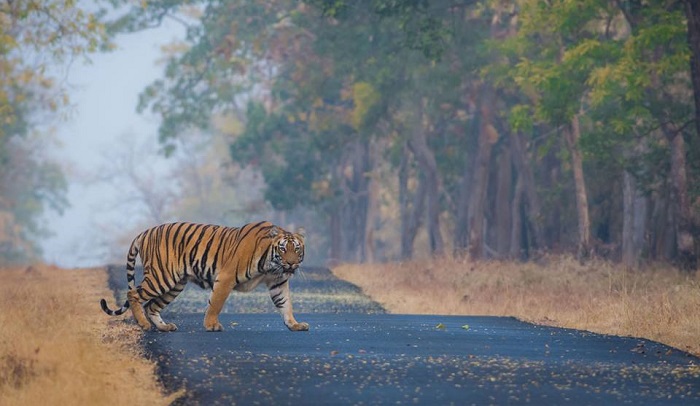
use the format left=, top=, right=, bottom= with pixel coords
left=2, top=258, right=696, bottom=404
left=333, top=256, right=700, bottom=357
left=0, top=265, right=180, bottom=405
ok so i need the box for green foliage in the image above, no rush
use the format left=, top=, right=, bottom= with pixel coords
left=492, top=0, right=692, bottom=197
left=113, top=0, right=699, bottom=262
left=232, top=102, right=328, bottom=210
left=508, top=104, right=534, bottom=133
left=307, top=0, right=453, bottom=60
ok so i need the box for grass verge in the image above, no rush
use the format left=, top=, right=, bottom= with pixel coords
left=332, top=255, right=700, bottom=356
left=0, top=264, right=182, bottom=405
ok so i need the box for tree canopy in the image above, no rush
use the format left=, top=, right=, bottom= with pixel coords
left=104, top=0, right=700, bottom=268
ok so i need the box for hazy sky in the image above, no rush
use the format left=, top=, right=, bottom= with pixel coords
left=41, top=21, right=184, bottom=268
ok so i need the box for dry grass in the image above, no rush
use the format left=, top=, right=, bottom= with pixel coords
left=0, top=264, right=182, bottom=405
left=333, top=255, right=700, bottom=356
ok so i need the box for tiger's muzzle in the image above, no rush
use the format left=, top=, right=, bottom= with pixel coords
left=283, top=263, right=300, bottom=274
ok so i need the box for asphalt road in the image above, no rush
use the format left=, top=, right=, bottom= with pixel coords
left=105, top=266, right=700, bottom=405
left=146, top=313, right=700, bottom=405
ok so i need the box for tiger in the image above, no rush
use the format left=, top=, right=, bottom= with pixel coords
left=100, top=221, right=308, bottom=332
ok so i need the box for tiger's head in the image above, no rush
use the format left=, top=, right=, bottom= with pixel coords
left=270, top=226, right=305, bottom=274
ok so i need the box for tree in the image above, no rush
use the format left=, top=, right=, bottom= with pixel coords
left=0, top=134, right=67, bottom=262
left=490, top=0, right=698, bottom=267
left=0, top=0, right=108, bottom=137
left=112, top=0, right=700, bottom=269
left=0, top=0, right=109, bottom=263
left=684, top=0, right=700, bottom=140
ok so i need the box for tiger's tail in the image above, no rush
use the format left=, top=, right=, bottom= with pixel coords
left=100, top=234, right=141, bottom=316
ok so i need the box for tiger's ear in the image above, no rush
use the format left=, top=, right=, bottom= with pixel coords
left=270, top=226, right=282, bottom=237
left=295, top=227, right=306, bottom=243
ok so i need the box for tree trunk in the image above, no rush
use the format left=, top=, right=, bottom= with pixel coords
left=399, top=145, right=411, bottom=259
left=399, top=144, right=424, bottom=259
left=622, top=170, right=648, bottom=269
left=453, top=165, right=471, bottom=256
left=657, top=119, right=697, bottom=270
left=669, top=132, right=697, bottom=270
left=632, top=190, right=648, bottom=265
left=467, top=86, right=497, bottom=260
left=622, top=171, right=635, bottom=266
left=407, top=103, right=444, bottom=256
left=364, top=141, right=378, bottom=263
left=509, top=131, right=544, bottom=253
left=564, top=113, right=592, bottom=261
left=494, top=147, right=512, bottom=256
left=509, top=173, right=525, bottom=259
left=684, top=0, right=700, bottom=140
left=649, top=191, right=676, bottom=262
left=353, top=140, right=371, bottom=262
left=329, top=207, right=341, bottom=264
left=453, top=95, right=479, bottom=257
left=339, top=139, right=371, bottom=262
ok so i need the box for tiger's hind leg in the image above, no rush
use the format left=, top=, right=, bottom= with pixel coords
left=128, top=268, right=176, bottom=331
left=127, top=288, right=152, bottom=330
left=145, top=280, right=187, bottom=332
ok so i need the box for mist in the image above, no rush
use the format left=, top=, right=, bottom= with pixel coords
left=41, top=22, right=185, bottom=267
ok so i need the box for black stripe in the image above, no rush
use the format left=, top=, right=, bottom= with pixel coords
left=273, top=297, right=287, bottom=308
left=189, top=225, right=211, bottom=277
left=147, top=263, right=168, bottom=293
left=153, top=227, right=169, bottom=280
left=257, top=248, right=269, bottom=274
left=171, top=223, right=183, bottom=257
left=142, top=278, right=158, bottom=297
left=215, top=227, right=239, bottom=270
left=180, top=223, right=197, bottom=254
left=270, top=279, right=288, bottom=291
left=209, top=239, right=222, bottom=277
left=160, top=224, right=175, bottom=274
left=200, top=227, right=219, bottom=274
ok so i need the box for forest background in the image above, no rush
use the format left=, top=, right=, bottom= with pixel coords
left=1, top=0, right=700, bottom=272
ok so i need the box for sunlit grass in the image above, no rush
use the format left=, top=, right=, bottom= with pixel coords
left=0, top=265, right=181, bottom=405
left=333, top=255, right=700, bottom=356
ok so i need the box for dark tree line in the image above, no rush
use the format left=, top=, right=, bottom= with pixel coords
left=109, top=0, right=700, bottom=269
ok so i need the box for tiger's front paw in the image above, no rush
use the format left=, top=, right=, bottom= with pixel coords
left=138, top=321, right=152, bottom=331
left=156, top=323, right=178, bottom=332
left=204, top=320, right=223, bottom=332
left=288, top=322, right=309, bottom=331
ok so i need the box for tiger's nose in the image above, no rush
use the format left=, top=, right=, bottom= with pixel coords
left=291, top=263, right=299, bottom=270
